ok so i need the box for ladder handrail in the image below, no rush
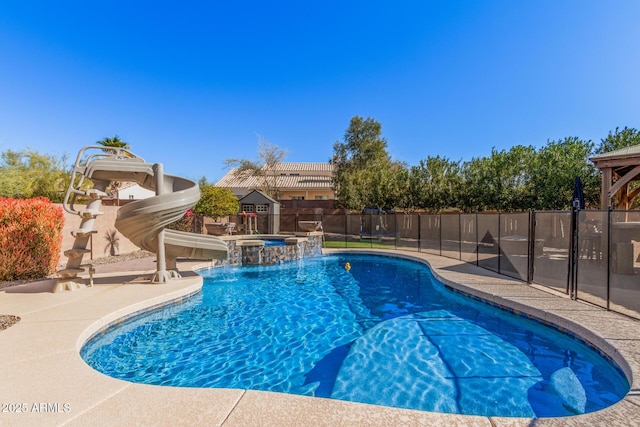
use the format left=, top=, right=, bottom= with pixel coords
left=62, top=146, right=144, bottom=215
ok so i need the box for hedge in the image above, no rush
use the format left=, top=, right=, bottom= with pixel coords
left=0, top=197, right=64, bottom=281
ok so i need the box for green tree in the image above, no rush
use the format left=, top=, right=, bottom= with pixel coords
left=224, top=135, right=287, bottom=199
left=368, top=160, right=409, bottom=210
left=389, top=163, right=413, bottom=211
left=460, top=145, right=535, bottom=212
left=409, top=156, right=462, bottom=213
left=528, top=137, right=599, bottom=209
left=497, top=145, right=536, bottom=211
left=595, top=126, right=640, bottom=154
left=332, top=116, right=396, bottom=210
left=340, top=116, right=390, bottom=167
left=0, top=149, right=69, bottom=202
left=193, top=185, right=239, bottom=220
left=460, top=155, right=495, bottom=212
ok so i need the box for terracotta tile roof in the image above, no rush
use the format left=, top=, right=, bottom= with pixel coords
left=275, top=175, right=333, bottom=188
left=215, top=163, right=334, bottom=189
left=269, top=162, right=334, bottom=172
left=216, top=173, right=333, bottom=189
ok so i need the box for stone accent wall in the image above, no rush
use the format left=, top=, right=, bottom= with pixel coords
left=216, top=234, right=323, bottom=267
left=302, top=234, right=323, bottom=258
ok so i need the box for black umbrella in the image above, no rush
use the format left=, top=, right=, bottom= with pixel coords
left=572, top=176, right=585, bottom=210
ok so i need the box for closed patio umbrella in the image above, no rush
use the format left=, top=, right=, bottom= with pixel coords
left=572, top=176, right=585, bottom=210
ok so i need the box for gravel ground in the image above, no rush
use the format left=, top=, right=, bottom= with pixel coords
left=0, top=250, right=155, bottom=332
left=0, top=315, right=20, bottom=331
left=77, top=250, right=155, bottom=266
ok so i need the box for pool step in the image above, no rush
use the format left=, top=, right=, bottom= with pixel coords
left=332, top=310, right=543, bottom=416
left=330, top=314, right=458, bottom=413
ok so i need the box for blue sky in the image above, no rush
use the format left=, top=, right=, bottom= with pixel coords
left=1, top=1, right=639, bottom=183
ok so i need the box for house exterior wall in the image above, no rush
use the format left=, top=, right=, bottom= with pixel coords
left=279, top=189, right=333, bottom=200
left=278, top=199, right=336, bottom=211
left=233, top=189, right=334, bottom=201
left=117, top=185, right=155, bottom=200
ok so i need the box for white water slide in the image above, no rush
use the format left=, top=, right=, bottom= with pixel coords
left=56, top=146, right=227, bottom=292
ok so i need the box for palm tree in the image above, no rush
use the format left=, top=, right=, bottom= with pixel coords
left=96, top=135, right=130, bottom=204
left=96, top=135, right=130, bottom=150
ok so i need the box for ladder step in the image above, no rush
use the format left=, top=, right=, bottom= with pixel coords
left=64, top=248, right=91, bottom=258
left=79, top=209, right=103, bottom=219
left=71, top=229, right=98, bottom=238
left=52, top=279, right=86, bottom=292
left=58, top=268, right=85, bottom=279
left=85, top=189, right=109, bottom=199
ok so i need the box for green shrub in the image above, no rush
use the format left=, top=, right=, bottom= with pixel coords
left=0, top=197, right=64, bottom=281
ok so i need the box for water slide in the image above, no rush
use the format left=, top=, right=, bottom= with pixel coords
left=56, top=146, right=227, bottom=291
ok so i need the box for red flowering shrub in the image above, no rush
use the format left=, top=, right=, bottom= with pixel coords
left=166, top=209, right=196, bottom=233
left=0, top=197, right=64, bottom=281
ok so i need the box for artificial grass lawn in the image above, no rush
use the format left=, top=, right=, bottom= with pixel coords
left=323, top=240, right=395, bottom=249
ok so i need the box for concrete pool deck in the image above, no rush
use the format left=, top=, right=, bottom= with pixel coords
left=0, top=249, right=638, bottom=426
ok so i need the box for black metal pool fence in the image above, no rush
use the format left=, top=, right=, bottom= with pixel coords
left=274, top=210, right=640, bottom=320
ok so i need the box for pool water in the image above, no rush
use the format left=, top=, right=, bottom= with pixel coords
left=81, top=254, right=629, bottom=417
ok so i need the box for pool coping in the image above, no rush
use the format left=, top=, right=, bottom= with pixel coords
left=0, top=249, right=638, bottom=426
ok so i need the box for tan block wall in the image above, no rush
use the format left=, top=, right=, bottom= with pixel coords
left=57, top=204, right=141, bottom=265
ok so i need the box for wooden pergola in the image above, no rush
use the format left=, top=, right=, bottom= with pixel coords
left=590, top=144, right=640, bottom=210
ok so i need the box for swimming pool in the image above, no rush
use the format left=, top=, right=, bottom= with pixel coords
left=81, top=254, right=629, bottom=417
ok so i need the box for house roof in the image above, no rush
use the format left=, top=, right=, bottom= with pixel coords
left=215, top=162, right=334, bottom=190
left=268, top=162, right=334, bottom=173
left=217, top=173, right=333, bottom=189
left=590, top=144, right=640, bottom=176
left=238, top=190, right=279, bottom=204
left=590, top=144, right=640, bottom=161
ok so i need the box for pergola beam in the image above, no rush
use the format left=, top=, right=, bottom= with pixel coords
left=591, top=144, right=640, bottom=210
left=607, top=164, right=640, bottom=203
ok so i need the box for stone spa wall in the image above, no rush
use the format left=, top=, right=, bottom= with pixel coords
left=217, top=232, right=323, bottom=267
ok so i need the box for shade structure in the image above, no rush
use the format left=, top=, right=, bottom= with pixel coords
left=589, top=144, right=640, bottom=209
